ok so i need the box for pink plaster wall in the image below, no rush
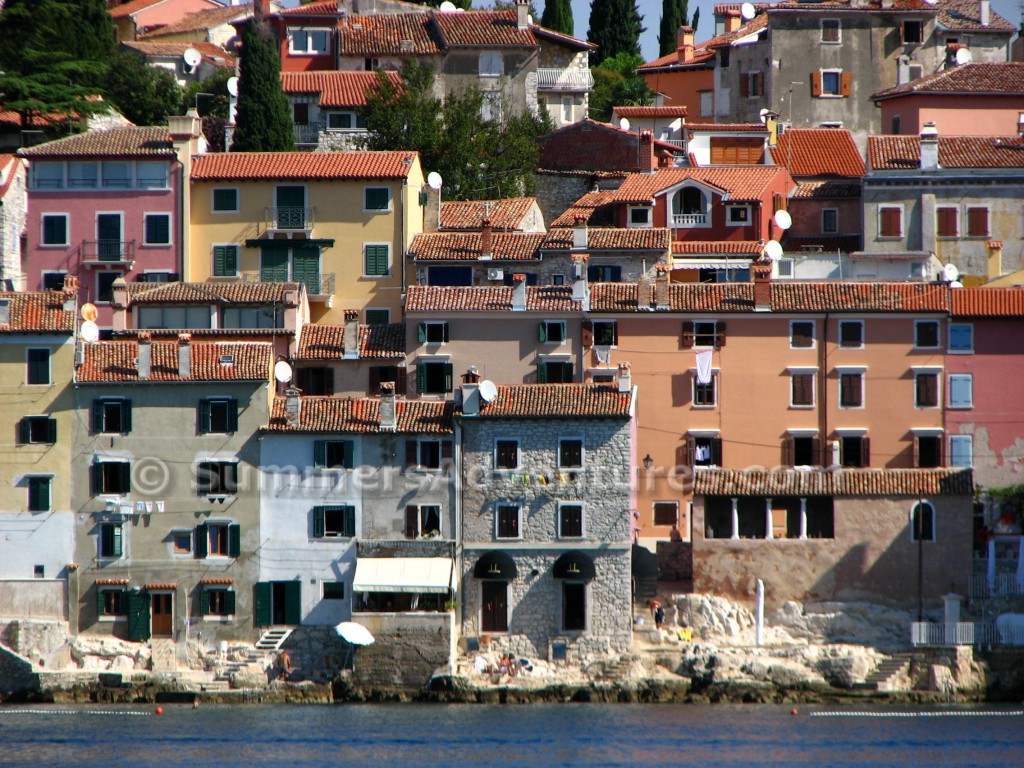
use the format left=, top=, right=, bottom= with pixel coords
left=881, top=95, right=1024, bottom=137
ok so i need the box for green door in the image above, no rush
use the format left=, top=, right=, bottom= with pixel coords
left=275, top=185, right=306, bottom=229
left=97, top=213, right=122, bottom=260
left=284, top=581, right=302, bottom=626
left=291, top=244, right=320, bottom=294
left=126, top=590, right=151, bottom=641
left=260, top=246, right=289, bottom=283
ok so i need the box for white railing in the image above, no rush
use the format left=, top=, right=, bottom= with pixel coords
left=969, top=572, right=1024, bottom=599
left=671, top=212, right=707, bottom=227
left=536, top=68, right=595, bottom=91
left=911, top=621, right=975, bottom=646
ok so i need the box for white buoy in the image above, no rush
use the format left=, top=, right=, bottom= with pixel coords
left=755, top=578, right=764, bottom=647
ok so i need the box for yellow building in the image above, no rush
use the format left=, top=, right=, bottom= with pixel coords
left=189, top=151, right=424, bottom=325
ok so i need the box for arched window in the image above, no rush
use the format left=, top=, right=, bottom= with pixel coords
left=911, top=501, right=935, bottom=542
left=671, top=187, right=708, bottom=226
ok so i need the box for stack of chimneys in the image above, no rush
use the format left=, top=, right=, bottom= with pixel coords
left=572, top=216, right=588, bottom=250
left=920, top=122, right=940, bottom=171
left=516, top=0, right=530, bottom=30
left=342, top=309, right=359, bottom=359
left=138, top=332, right=152, bottom=380
left=636, top=273, right=653, bottom=311
left=571, top=254, right=589, bottom=306
left=655, top=264, right=671, bottom=310
left=379, top=381, right=397, bottom=431
left=677, top=26, right=694, bottom=64
left=177, top=333, right=191, bottom=379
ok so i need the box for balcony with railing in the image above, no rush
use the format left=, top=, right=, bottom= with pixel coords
left=240, top=270, right=335, bottom=299
left=81, top=240, right=136, bottom=267
left=671, top=212, right=708, bottom=227
left=265, top=207, right=315, bottom=232
left=293, top=124, right=320, bottom=146
left=536, top=67, right=595, bottom=92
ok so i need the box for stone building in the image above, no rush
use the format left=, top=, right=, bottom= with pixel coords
left=0, top=154, right=25, bottom=290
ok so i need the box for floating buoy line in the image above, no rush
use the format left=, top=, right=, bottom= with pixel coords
left=0, top=709, right=153, bottom=716
left=811, top=710, right=1024, bottom=718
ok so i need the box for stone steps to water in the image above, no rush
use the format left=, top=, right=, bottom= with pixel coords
left=150, top=638, right=177, bottom=674
left=859, top=654, right=913, bottom=691
left=255, top=628, right=292, bottom=651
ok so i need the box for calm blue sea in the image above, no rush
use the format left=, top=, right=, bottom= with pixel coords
left=0, top=703, right=1022, bottom=767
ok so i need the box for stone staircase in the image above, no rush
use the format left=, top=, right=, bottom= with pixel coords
left=213, top=646, right=267, bottom=687
left=255, top=627, right=293, bottom=651
left=860, top=654, right=913, bottom=691
left=150, top=637, right=177, bottom=674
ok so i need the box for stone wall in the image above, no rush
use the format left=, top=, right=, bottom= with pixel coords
left=0, top=644, right=36, bottom=695
left=533, top=172, right=605, bottom=232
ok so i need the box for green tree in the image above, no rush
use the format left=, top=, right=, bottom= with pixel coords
left=587, top=0, right=645, bottom=66
left=231, top=18, right=293, bottom=152
left=541, top=0, right=573, bottom=35
left=658, top=0, right=689, bottom=58
left=0, top=0, right=116, bottom=127
left=102, top=49, right=182, bottom=127
left=183, top=68, right=233, bottom=152
left=588, top=52, right=652, bottom=122
left=691, top=7, right=700, bottom=37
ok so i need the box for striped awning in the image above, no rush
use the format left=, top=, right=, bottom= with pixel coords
left=352, top=557, right=456, bottom=594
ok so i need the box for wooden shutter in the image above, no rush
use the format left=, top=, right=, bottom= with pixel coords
left=198, top=399, right=211, bottom=433
left=195, top=523, right=209, bottom=558
left=417, top=322, right=427, bottom=343
left=716, top=322, right=727, bottom=348
left=126, top=591, right=151, bottom=642
left=740, top=73, right=749, bottom=98
left=711, top=437, right=723, bottom=466
left=254, top=582, right=272, bottom=626
left=581, top=320, right=593, bottom=347
left=17, top=418, right=30, bottom=445
left=811, top=71, right=822, bottom=97
left=91, top=400, right=104, bottom=434
left=313, top=506, right=326, bottom=538
left=405, top=504, right=419, bottom=539
left=861, top=436, right=871, bottom=467
left=223, top=590, right=236, bottom=615
left=917, top=374, right=937, bottom=407
left=96, top=586, right=106, bottom=617
left=811, top=437, right=823, bottom=467
left=343, top=506, right=355, bottom=537
left=122, top=401, right=132, bottom=433
left=368, top=366, right=381, bottom=395
left=92, top=463, right=103, bottom=495
left=342, top=441, right=354, bottom=469
left=395, top=367, right=408, bottom=396
left=199, top=588, right=210, bottom=616
left=681, top=321, right=695, bottom=349
left=538, top=322, right=547, bottom=342
left=441, top=440, right=453, bottom=461
left=228, top=524, right=241, bottom=558
left=782, top=437, right=794, bottom=467
left=968, top=207, right=989, bottom=237
left=937, top=207, right=958, bottom=237
left=840, top=71, right=851, bottom=97
left=226, top=399, right=239, bottom=433
left=913, top=434, right=921, bottom=469
left=683, top=435, right=695, bottom=466
left=406, top=440, right=418, bottom=469
left=284, top=581, right=302, bottom=625
left=416, top=364, right=427, bottom=394
left=536, top=362, right=548, bottom=383
left=119, top=462, right=131, bottom=493
left=313, top=440, right=327, bottom=467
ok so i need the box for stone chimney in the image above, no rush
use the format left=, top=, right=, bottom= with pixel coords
left=655, top=263, right=671, bottom=310
left=677, top=26, right=694, bottom=64
left=177, top=333, right=191, bottom=379
left=571, top=255, right=589, bottom=305
left=723, top=11, right=742, bottom=34
left=638, top=130, right=654, bottom=171
left=480, top=218, right=494, bottom=261
left=516, top=0, right=530, bottom=30
left=379, top=381, right=397, bottom=431
left=752, top=258, right=772, bottom=312
left=920, top=122, right=940, bottom=171
left=61, top=274, right=79, bottom=313
left=511, top=273, right=527, bottom=311
left=572, top=216, right=588, bottom=250
left=342, top=309, right=359, bottom=359
left=137, top=332, right=152, bottom=380
left=617, top=362, right=632, bottom=393
left=636, top=273, right=653, bottom=311
left=461, top=366, right=481, bottom=416
left=981, top=0, right=990, bottom=26
left=256, top=0, right=271, bottom=18
left=988, top=240, right=1003, bottom=277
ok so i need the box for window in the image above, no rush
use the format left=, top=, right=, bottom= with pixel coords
left=915, top=320, right=940, bottom=349
left=561, top=96, right=573, bottom=123
left=967, top=207, right=989, bottom=238
left=98, top=588, right=127, bottom=618
left=559, top=438, right=584, bottom=470
left=902, top=20, right=923, bottom=44
left=327, top=111, right=366, bottom=131
left=915, top=372, right=939, bottom=408
left=322, top=582, right=345, bottom=600
left=496, top=504, right=520, bottom=539
left=839, top=320, right=863, bottom=348
left=417, top=321, right=449, bottom=344
left=911, top=501, right=935, bottom=542
left=18, top=416, right=57, bottom=444
left=813, top=69, right=848, bottom=97
left=653, top=501, right=678, bottom=527
left=313, top=440, right=354, bottom=469
left=539, top=321, right=566, bottom=343
left=495, top=440, right=519, bottom=470
left=293, top=102, right=309, bottom=126
left=198, top=398, right=239, bottom=434
left=891, top=114, right=901, bottom=135
left=313, top=505, right=356, bottom=538
left=41, top=214, right=68, bottom=246
left=364, top=244, right=390, bottom=276
left=822, top=209, right=838, bottom=233
left=949, top=323, right=973, bottom=353
left=42, top=272, right=68, bottom=291
left=688, top=435, right=721, bottom=467
left=136, top=162, right=167, bottom=189
left=693, top=372, right=718, bottom=407
left=699, top=90, right=713, bottom=117
left=33, top=163, right=64, bottom=189
left=745, top=72, right=763, bottom=98
left=173, top=531, right=192, bottom=554
left=841, top=435, right=870, bottom=468
left=937, top=207, right=958, bottom=238
left=562, top=582, right=586, bottom=632
left=416, top=361, right=453, bottom=394
left=786, top=436, right=819, bottom=466
left=368, top=364, right=404, bottom=396
left=211, top=245, right=239, bottom=278
left=559, top=503, right=584, bottom=538
left=223, top=306, right=280, bottom=329
left=791, top=373, right=815, bottom=407
left=791, top=321, right=814, bottom=349
left=479, top=51, right=503, bottom=77
left=365, top=309, right=390, bottom=326
left=405, top=504, right=441, bottom=538
left=137, top=306, right=212, bottom=330
left=587, top=264, right=622, bottom=282
left=91, top=399, right=131, bottom=434
left=821, top=19, right=841, bottom=43
left=143, top=213, right=170, bottom=246
left=879, top=206, right=902, bottom=238
left=950, top=435, right=973, bottom=467
left=407, top=438, right=449, bottom=470
left=196, top=462, right=238, bottom=495
left=196, top=522, right=241, bottom=558
left=681, top=320, right=725, bottom=349
left=201, top=589, right=236, bottom=617
left=839, top=372, right=863, bottom=408
left=537, top=360, right=573, bottom=383
left=916, top=434, right=942, bottom=468
left=26, top=348, right=51, bottom=385
left=27, top=476, right=51, bottom=512
left=629, top=207, right=652, bottom=227
left=212, top=188, right=238, bottom=212
left=364, top=187, right=391, bottom=212
left=96, top=272, right=119, bottom=304
left=727, top=206, right=750, bottom=224
left=948, top=374, right=972, bottom=408
left=593, top=321, right=617, bottom=346
left=289, top=27, right=329, bottom=54
left=98, top=522, right=124, bottom=558
left=93, top=460, right=130, bottom=495
left=102, top=162, right=131, bottom=189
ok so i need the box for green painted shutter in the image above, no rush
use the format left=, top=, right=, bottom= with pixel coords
left=126, top=591, right=151, bottom=642
left=92, top=463, right=103, bottom=495
left=260, top=246, right=290, bottom=283
left=36, top=478, right=51, bottom=511
left=91, top=401, right=103, bottom=433
left=343, top=506, right=355, bottom=537
left=195, top=523, right=209, bottom=558
left=343, top=441, right=354, bottom=469
left=443, top=363, right=453, bottom=392
left=111, top=524, right=123, bottom=557
left=417, top=322, right=427, bottom=343
left=199, top=588, right=210, bottom=616
left=213, top=245, right=238, bottom=277
left=123, top=401, right=132, bottom=433
left=119, top=462, right=131, bottom=493
left=406, top=440, right=418, bottom=469
left=416, top=364, right=426, bottom=394
left=46, top=418, right=57, bottom=443
left=227, top=399, right=239, bottom=433
left=312, top=506, right=325, bottom=538
left=198, top=399, right=211, bottom=433
left=228, top=524, right=241, bottom=558
left=292, top=244, right=320, bottom=294
left=254, top=582, right=272, bottom=626
left=17, top=418, right=30, bottom=444
left=224, top=590, right=236, bottom=615
left=313, top=441, right=327, bottom=467
left=537, top=362, right=548, bottom=383
left=538, top=322, right=547, bottom=342
left=442, top=323, right=450, bottom=342
left=284, top=581, right=302, bottom=625
left=96, top=587, right=105, bottom=617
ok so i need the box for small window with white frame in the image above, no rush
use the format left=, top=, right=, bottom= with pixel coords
left=143, top=213, right=171, bottom=246
left=819, top=69, right=844, bottom=97
left=558, top=502, right=584, bottom=539
left=288, top=27, right=330, bottom=55
left=592, top=320, right=618, bottom=347
left=41, top=214, right=69, bottom=246
left=363, top=187, right=391, bottom=212
left=558, top=438, right=584, bottom=470
left=727, top=205, right=751, bottom=225
left=326, top=111, right=366, bottom=131
left=692, top=371, right=718, bottom=408
left=212, top=187, right=239, bottom=212
left=479, top=51, right=503, bottom=77
left=914, top=320, right=941, bottom=349
left=821, top=19, right=841, bottom=44
left=838, top=320, right=864, bottom=348
left=948, top=373, right=972, bottom=408
left=539, top=321, right=566, bottom=344
left=97, top=586, right=127, bottom=620
left=495, top=439, right=519, bottom=471
left=790, top=320, right=815, bottom=349
left=496, top=503, right=520, bottom=539
left=628, top=207, right=652, bottom=227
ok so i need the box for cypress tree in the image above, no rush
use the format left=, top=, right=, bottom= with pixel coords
left=587, top=0, right=645, bottom=67
left=541, top=0, right=574, bottom=36
left=691, top=7, right=700, bottom=37
left=231, top=19, right=294, bottom=152
left=658, top=0, right=689, bottom=58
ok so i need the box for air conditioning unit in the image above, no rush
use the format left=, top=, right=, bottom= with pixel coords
left=487, top=268, right=504, bottom=281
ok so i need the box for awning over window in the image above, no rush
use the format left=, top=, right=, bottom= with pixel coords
left=472, top=551, right=518, bottom=580
left=352, top=557, right=456, bottom=594
left=553, top=551, right=596, bottom=581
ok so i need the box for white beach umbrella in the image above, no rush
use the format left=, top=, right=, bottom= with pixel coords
left=334, top=621, right=375, bottom=646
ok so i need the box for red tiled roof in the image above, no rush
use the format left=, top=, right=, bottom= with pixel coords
left=638, top=46, right=716, bottom=72
left=440, top=197, right=537, bottom=231
left=769, top=129, right=865, bottom=178
left=868, top=135, right=1024, bottom=170
left=951, top=287, right=1024, bottom=317
left=935, top=0, right=1015, bottom=32
left=0, top=291, right=75, bottom=333
left=0, top=154, right=21, bottom=198
left=139, top=3, right=252, bottom=38
left=280, top=71, right=401, bottom=108
left=871, top=62, right=1024, bottom=100
left=792, top=179, right=862, bottom=199
left=126, top=282, right=300, bottom=305
left=110, top=0, right=166, bottom=18
left=405, top=285, right=581, bottom=312
left=433, top=10, right=536, bottom=48
left=542, top=228, right=671, bottom=251
left=672, top=241, right=762, bottom=255
left=611, top=166, right=789, bottom=204
left=529, top=23, right=595, bottom=51
left=295, top=323, right=405, bottom=360
left=475, top=384, right=632, bottom=419
left=278, top=0, right=340, bottom=16
left=338, top=13, right=441, bottom=56
left=409, top=232, right=544, bottom=261
left=550, top=190, right=617, bottom=227
left=77, top=341, right=272, bottom=382
left=693, top=468, right=973, bottom=496
left=122, top=40, right=235, bottom=67
left=685, top=123, right=767, bottom=133
left=613, top=106, right=689, bottom=119
left=265, top=395, right=454, bottom=434
left=755, top=0, right=1013, bottom=33
left=191, top=151, right=419, bottom=181
left=18, top=127, right=175, bottom=158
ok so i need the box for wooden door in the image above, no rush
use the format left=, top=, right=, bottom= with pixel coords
left=481, top=580, right=508, bottom=633
left=151, top=592, right=173, bottom=637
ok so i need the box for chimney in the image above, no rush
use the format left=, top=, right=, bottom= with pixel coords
left=256, top=0, right=271, bottom=18
left=981, top=0, right=990, bottom=26
left=571, top=255, right=589, bottom=305
left=677, top=25, right=694, bottom=63
left=285, top=385, right=301, bottom=427
left=655, top=263, right=671, bottom=310
left=461, top=366, right=481, bottom=417
left=617, top=362, right=632, bottom=393
left=137, top=332, right=152, bottom=380
left=920, top=122, right=940, bottom=171
left=379, top=381, right=397, bottom=431
left=752, top=259, right=772, bottom=311
left=723, top=11, right=741, bottom=34
left=636, top=273, right=653, bottom=311
left=1017, top=111, right=1024, bottom=137
left=572, top=216, right=588, bottom=250
left=480, top=218, right=493, bottom=261
left=511, top=273, right=527, bottom=311
left=988, top=240, right=1003, bottom=278
left=342, top=309, right=359, bottom=359
left=516, top=0, right=530, bottom=30
left=638, top=130, right=655, bottom=171
left=177, top=333, right=191, bottom=379
left=61, top=274, right=78, bottom=313
left=112, top=277, right=129, bottom=311
left=62, top=274, right=79, bottom=293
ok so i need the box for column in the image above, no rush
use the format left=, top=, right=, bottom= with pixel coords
left=730, top=497, right=739, bottom=540
left=765, top=497, right=773, bottom=540
left=799, top=498, right=808, bottom=540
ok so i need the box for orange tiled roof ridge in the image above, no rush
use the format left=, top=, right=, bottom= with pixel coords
left=265, top=395, right=454, bottom=434
left=191, top=151, right=419, bottom=181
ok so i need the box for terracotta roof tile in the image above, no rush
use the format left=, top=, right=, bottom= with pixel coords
left=279, top=0, right=351, bottom=16
left=126, top=282, right=300, bottom=305
left=685, top=123, right=767, bottom=133
left=405, top=285, right=581, bottom=312
left=672, top=241, right=763, bottom=255
left=613, top=106, right=689, bottom=119
left=781, top=235, right=862, bottom=253
left=440, top=197, right=537, bottom=231
left=611, top=166, right=789, bottom=204
left=935, top=0, right=1015, bottom=32
left=265, top=396, right=454, bottom=433
left=0, top=154, right=22, bottom=198
left=191, top=151, right=418, bottom=181
left=19, top=127, right=175, bottom=158
left=868, top=135, right=1024, bottom=170
left=638, top=48, right=716, bottom=72
left=529, top=23, right=595, bottom=51
left=77, top=341, right=272, bottom=383
left=433, top=10, right=536, bottom=48
left=123, top=40, right=235, bottom=68
left=792, top=179, right=862, bottom=198
left=280, top=71, right=401, bottom=108
left=109, top=0, right=166, bottom=18
left=474, top=384, right=632, bottom=418
left=693, top=468, right=973, bottom=497
left=409, top=232, right=544, bottom=261
left=338, top=13, right=441, bottom=56
left=542, top=228, right=671, bottom=251
left=295, top=323, right=405, bottom=360
left=550, top=190, right=617, bottom=227
left=138, top=3, right=252, bottom=38
left=769, top=129, right=865, bottom=177
left=0, top=291, right=75, bottom=333
left=871, top=62, right=1024, bottom=100
left=951, top=287, right=1024, bottom=317
left=740, top=0, right=1013, bottom=33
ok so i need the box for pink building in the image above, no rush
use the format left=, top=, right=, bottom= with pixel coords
left=20, top=126, right=191, bottom=329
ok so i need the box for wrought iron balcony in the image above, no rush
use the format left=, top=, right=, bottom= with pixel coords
left=265, top=206, right=315, bottom=231
left=81, top=240, right=136, bottom=266
left=240, top=270, right=335, bottom=298
left=536, top=67, right=595, bottom=92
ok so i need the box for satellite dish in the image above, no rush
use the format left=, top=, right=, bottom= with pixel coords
left=955, top=47, right=973, bottom=65
left=759, top=108, right=770, bottom=124
left=183, top=47, right=202, bottom=70
left=740, top=2, right=756, bottom=21
left=950, top=280, right=964, bottom=289
left=764, top=240, right=784, bottom=261
left=227, top=76, right=239, bottom=97
left=619, top=117, right=631, bottom=131
left=274, top=360, right=293, bottom=384
left=81, top=302, right=98, bottom=322
left=478, top=379, right=498, bottom=403
left=774, top=209, right=793, bottom=230
left=439, top=0, right=456, bottom=10
left=80, top=320, right=99, bottom=343
left=427, top=171, right=443, bottom=190
left=942, top=263, right=960, bottom=282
